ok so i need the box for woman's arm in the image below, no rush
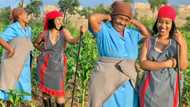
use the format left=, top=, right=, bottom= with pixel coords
left=34, top=32, right=45, bottom=52
left=88, top=13, right=111, bottom=33
left=0, top=38, right=15, bottom=57
left=63, top=26, right=87, bottom=44
left=175, top=31, right=188, bottom=70
left=130, top=19, right=151, bottom=38
left=140, top=39, right=175, bottom=71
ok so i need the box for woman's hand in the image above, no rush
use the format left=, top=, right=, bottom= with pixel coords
left=80, top=25, right=87, bottom=35
left=130, top=19, right=151, bottom=37
left=164, top=58, right=177, bottom=68
left=130, top=19, right=139, bottom=25
left=7, top=47, right=15, bottom=58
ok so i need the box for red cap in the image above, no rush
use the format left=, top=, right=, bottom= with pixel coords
left=44, top=10, right=64, bottom=30
left=158, top=5, right=176, bottom=21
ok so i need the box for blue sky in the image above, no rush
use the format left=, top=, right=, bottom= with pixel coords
left=0, top=0, right=190, bottom=8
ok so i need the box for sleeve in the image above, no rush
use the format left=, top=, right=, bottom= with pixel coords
left=88, top=22, right=107, bottom=38
left=0, top=25, right=16, bottom=42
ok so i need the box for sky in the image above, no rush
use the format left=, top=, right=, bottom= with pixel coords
left=0, top=0, right=190, bottom=8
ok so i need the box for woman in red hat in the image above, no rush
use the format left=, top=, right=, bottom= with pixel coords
left=34, top=10, right=86, bottom=107
left=139, top=5, right=188, bottom=107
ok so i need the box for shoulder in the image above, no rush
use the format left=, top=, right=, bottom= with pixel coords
left=6, top=22, right=18, bottom=30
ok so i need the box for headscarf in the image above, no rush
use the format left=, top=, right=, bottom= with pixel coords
left=111, top=1, right=132, bottom=19
left=158, top=5, right=176, bottom=21
left=10, top=7, right=25, bottom=22
left=44, top=10, right=64, bottom=30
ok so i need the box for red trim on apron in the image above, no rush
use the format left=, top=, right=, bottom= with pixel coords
left=173, top=74, right=179, bottom=107
left=38, top=54, right=65, bottom=96
left=140, top=72, right=152, bottom=107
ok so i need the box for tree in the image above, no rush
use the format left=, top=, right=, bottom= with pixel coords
left=93, top=4, right=111, bottom=14
left=19, top=0, right=25, bottom=7
left=78, top=4, right=111, bottom=18
left=78, top=7, right=93, bottom=18
left=148, top=0, right=168, bottom=13
left=123, top=0, right=132, bottom=3
left=25, top=0, right=42, bottom=17
left=58, top=0, right=80, bottom=24
left=0, top=7, right=11, bottom=30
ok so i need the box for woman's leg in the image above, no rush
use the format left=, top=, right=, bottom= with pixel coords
left=56, top=96, right=65, bottom=107
left=42, top=93, right=52, bottom=107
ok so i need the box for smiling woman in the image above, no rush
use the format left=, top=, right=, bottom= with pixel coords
left=88, top=1, right=150, bottom=107
left=139, top=5, right=188, bottom=107
left=34, top=10, right=87, bottom=107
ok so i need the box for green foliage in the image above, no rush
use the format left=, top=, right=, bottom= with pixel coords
left=58, top=0, right=80, bottom=14
left=7, top=89, right=31, bottom=107
left=183, top=67, right=190, bottom=105
left=138, top=17, right=155, bottom=30
left=25, top=0, right=42, bottom=17
left=0, top=7, right=11, bottom=28
left=78, top=4, right=111, bottom=19
left=123, top=0, right=133, bottom=3
left=0, top=100, right=5, bottom=107
left=92, top=4, right=111, bottom=14
left=177, top=28, right=190, bottom=106
left=148, top=0, right=168, bottom=12
left=181, top=16, right=190, bottom=31
left=64, top=24, right=98, bottom=107
left=78, top=7, right=93, bottom=18
left=58, top=0, right=80, bottom=24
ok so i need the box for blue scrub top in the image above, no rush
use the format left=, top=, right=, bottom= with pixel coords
left=90, top=21, right=142, bottom=60
left=0, top=21, right=32, bottom=41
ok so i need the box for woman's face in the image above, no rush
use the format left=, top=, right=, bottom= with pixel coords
left=54, top=16, right=64, bottom=30
left=18, top=10, right=30, bottom=24
left=157, top=17, right=173, bottom=37
left=112, top=15, right=130, bottom=32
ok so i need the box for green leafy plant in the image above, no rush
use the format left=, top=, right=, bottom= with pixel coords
left=7, top=89, right=31, bottom=107
left=0, top=100, right=5, bottom=107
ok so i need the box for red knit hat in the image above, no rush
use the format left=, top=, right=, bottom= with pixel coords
left=158, top=5, right=176, bottom=21
left=44, top=10, right=64, bottom=30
